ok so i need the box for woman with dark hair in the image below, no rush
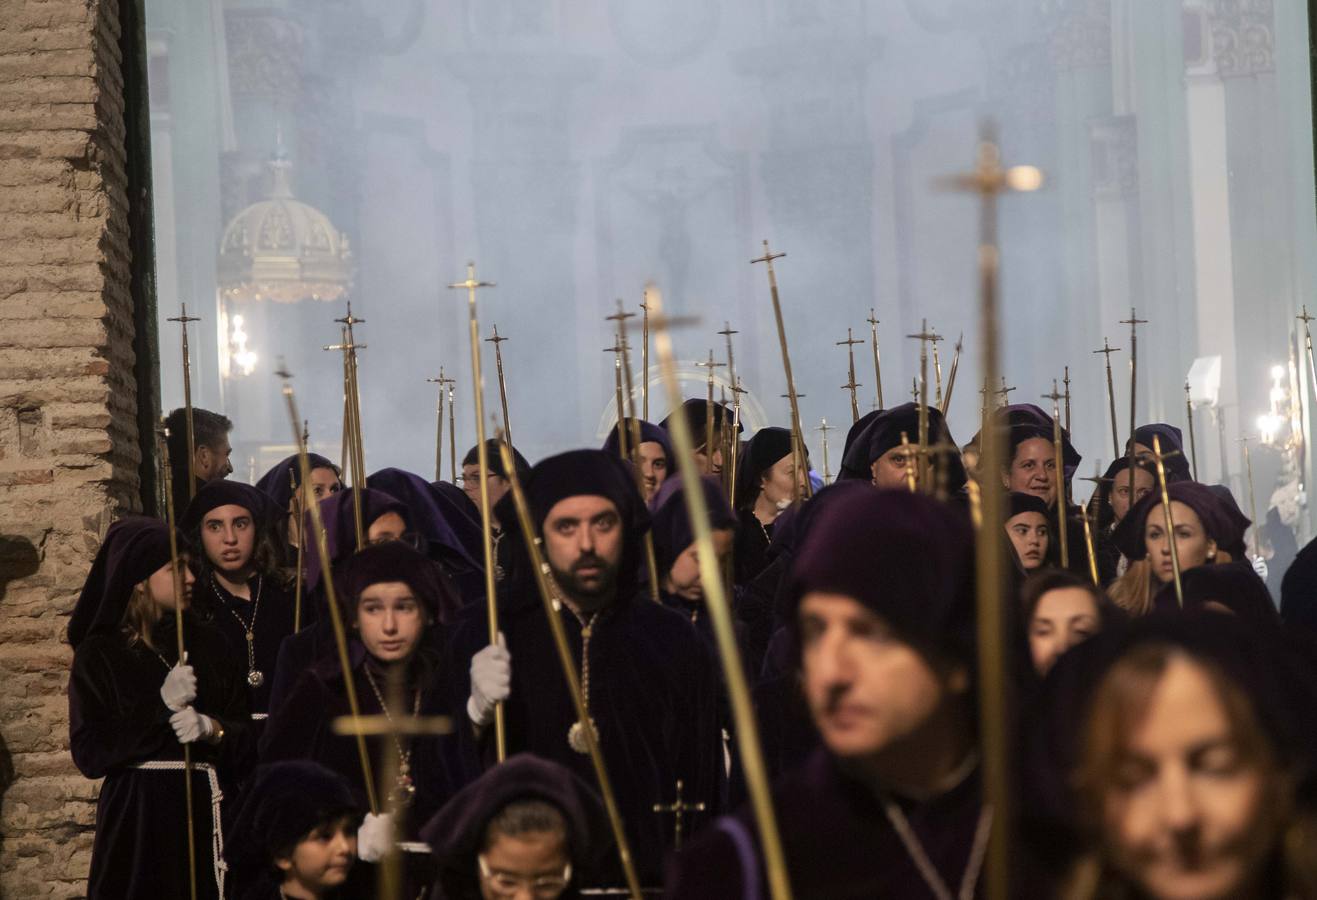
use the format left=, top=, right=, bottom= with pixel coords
left=1005, top=491, right=1051, bottom=573
left=69, top=517, right=252, bottom=899
left=1087, top=457, right=1157, bottom=585
left=996, top=404, right=1085, bottom=575
left=260, top=540, right=459, bottom=872
left=422, top=754, right=609, bottom=900
left=1020, top=569, right=1124, bottom=676
left=181, top=480, right=296, bottom=727
left=255, top=453, right=342, bottom=563
left=602, top=418, right=673, bottom=502
left=224, top=761, right=364, bottom=900
left=1023, top=614, right=1317, bottom=898
left=733, top=426, right=805, bottom=585
left=1108, top=481, right=1251, bottom=617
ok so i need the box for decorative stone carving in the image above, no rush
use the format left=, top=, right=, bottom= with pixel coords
left=225, top=11, right=305, bottom=100
left=1208, top=0, right=1273, bottom=77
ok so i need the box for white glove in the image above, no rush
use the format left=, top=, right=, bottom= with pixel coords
left=1251, top=555, right=1269, bottom=581
left=160, top=660, right=196, bottom=712
left=357, top=812, right=395, bottom=863
left=467, top=633, right=511, bottom=727
left=169, top=706, right=216, bottom=744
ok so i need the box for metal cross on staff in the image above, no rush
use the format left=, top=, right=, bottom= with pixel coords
left=652, top=779, right=707, bottom=852
left=485, top=325, right=514, bottom=446
left=718, top=321, right=739, bottom=400
left=937, top=121, right=1044, bottom=900
left=1298, top=306, right=1317, bottom=430
left=603, top=341, right=630, bottom=461
left=1184, top=382, right=1199, bottom=481
left=1119, top=308, right=1149, bottom=506
left=867, top=308, right=884, bottom=409
left=941, top=333, right=963, bottom=416
left=1043, top=380, right=1070, bottom=569
left=447, top=261, right=505, bottom=762
left=816, top=418, right=835, bottom=484
left=907, top=319, right=942, bottom=487
left=694, top=350, right=727, bottom=464
left=1062, top=366, right=1072, bottom=434
left=1093, top=338, right=1122, bottom=459
left=426, top=368, right=456, bottom=483
left=995, top=377, right=1016, bottom=407
left=166, top=304, right=202, bottom=502
left=837, top=328, right=864, bottom=423
left=1239, top=435, right=1261, bottom=560
left=752, top=240, right=811, bottom=500
left=323, top=322, right=368, bottom=549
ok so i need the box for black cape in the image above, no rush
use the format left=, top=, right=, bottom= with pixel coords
left=666, top=746, right=987, bottom=900
left=69, top=617, right=253, bottom=899
left=448, top=588, right=723, bottom=885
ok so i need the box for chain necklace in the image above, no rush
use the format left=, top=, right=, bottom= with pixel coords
left=558, top=601, right=600, bottom=755
left=212, top=573, right=264, bottom=688
left=362, top=665, right=422, bottom=809
left=881, top=797, right=993, bottom=900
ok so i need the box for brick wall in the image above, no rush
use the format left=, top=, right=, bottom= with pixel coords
left=0, top=1, right=142, bottom=896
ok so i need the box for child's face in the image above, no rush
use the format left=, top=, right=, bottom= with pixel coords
left=277, top=819, right=357, bottom=894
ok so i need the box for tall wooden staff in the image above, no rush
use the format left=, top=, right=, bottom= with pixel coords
left=1298, top=307, right=1317, bottom=430
left=166, top=305, right=201, bottom=501
left=838, top=328, right=863, bottom=423
left=649, top=294, right=793, bottom=900
left=448, top=262, right=505, bottom=761
left=1062, top=366, right=1072, bottom=433
left=718, top=322, right=741, bottom=499
left=1241, top=436, right=1261, bottom=559
left=496, top=440, right=644, bottom=899
left=816, top=418, right=834, bottom=484
left=1120, top=309, right=1148, bottom=509
left=1044, top=380, right=1070, bottom=569
left=907, top=320, right=941, bottom=491
left=1093, top=338, right=1122, bottom=459
left=276, top=363, right=379, bottom=809
left=446, top=378, right=458, bottom=483
left=752, top=240, right=811, bottom=500
left=485, top=325, right=514, bottom=445
left=867, top=308, right=884, bottom=409
left=1151, top=435, right=1184, bottom=608
left=640, top=286, right=655, bottom=420
left=941, top=334, right=963, bottom=416
left=426, top=368, right=451, bottom=482
left=290, top=468, right=304, bottom=632
left=157, top=425, right=198, bottom=900
left=939, top=123, right=1043, bottom=900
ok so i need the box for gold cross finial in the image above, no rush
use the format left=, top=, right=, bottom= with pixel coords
left=1299, top=305, right=1316, bottom=328
left=273, top=358, right=293, bottom=382
left=781, top=391, right=805, bottom=400
left=607, top=299, right=637, bottom=326
left=694, top=350, right=726, bottom=374
left=448, top=261, right=495, bottom=296
left=837, top=328, right=863, bottom=350
left=816, top=418, right=834, bottom=437
left=936, top=125, right=1045, bottom=197
left=866, top=308, right=879, bottom=328
left=717, top=321, right=739, bottom=339
left=1119, top=307, right=1148, bottom=329
left=1043, top=380, right=1065, bottom=404
left=750, top=239, right=786, bottom=267
left=905, top=319, right=943, bottom=344
left=334, top=301, right=365, bottom=329
left=166, top=302, right=201, bottom=326
left=996, top=377, right=1016, bottom=402
left=485, top=324, right=509, bottom=347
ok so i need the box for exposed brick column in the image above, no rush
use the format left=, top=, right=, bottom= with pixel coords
left=0, top=0, right=150, bottom=895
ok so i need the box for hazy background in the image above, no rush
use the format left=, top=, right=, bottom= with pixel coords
left=144, top=0, right=1317, bottom=532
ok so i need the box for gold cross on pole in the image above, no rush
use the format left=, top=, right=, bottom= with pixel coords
left=816, top=418, right=834, bottom=484
left=718, top=321, right=739, bottom=410
left=941, top=333, right=963, bottom=416
left=906, top=319, right=942, bottom=489
left=652, top=778, right=707, bottom=852
left=166, top=303, right=202, bottom=502
left=867, top=308, right=884, bottom=409
left=485, top=324, right=514, bottom=446
left=447, top=261, right=505, bottom=762
left=995, top=377, right=1016, bottom=406
left=1062, top=366, right=1072, bottom=434
left=837, top=327, right=864, bottom=423
left=937, top=121, right=1043, bottom=900
left=1184, top=382, right=1199, bottom=481
left=1118, top=308, right=1148, bottom=502
left=1043, top=379, right=1070, bottom=569
left=752, top=239, right=811, bottom=500
left=427, top=368, right=456, bottom=482
left=1092, top=337, right=1123, bottom=459
left=694, top=350, right=727, bottom=459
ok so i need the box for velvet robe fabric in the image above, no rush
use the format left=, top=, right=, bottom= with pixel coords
left=194, top=572, right=296, bottom=723
left=69, top=618, right=253, bottom=899
left=667, top=746, right=987, bottom=900
left=448, top=588, right=723, bottom=886
left=259, top=644, right=460, bottom=840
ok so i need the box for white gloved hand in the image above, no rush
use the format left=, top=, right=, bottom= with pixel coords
left=357, top=812, right=395, bottom=863
left=160, top=660, right=196, bottom=712
left=1251, top=555, right=1269, bottom=581
left=169, top=706, right=216, bottom=744
left=467, top=633, right=511, bottom=727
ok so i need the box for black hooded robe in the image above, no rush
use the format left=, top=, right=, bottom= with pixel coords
left=666, top=746, right=988, bottom=900
left=70, top=620, right=253, bottom=900
left=448, top=589, right=723, bottom=886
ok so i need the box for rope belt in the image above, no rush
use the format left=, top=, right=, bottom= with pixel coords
left=131, top=760, right=225, bottom=898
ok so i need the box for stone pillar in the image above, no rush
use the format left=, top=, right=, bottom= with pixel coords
left=0, top=0, right=151, bottom=895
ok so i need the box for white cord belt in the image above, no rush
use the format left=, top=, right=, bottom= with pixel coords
left=131, top=760, right=225, bottom=898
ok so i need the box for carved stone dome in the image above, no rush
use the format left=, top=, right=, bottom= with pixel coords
left=218, top=149, right=353, bottom=303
